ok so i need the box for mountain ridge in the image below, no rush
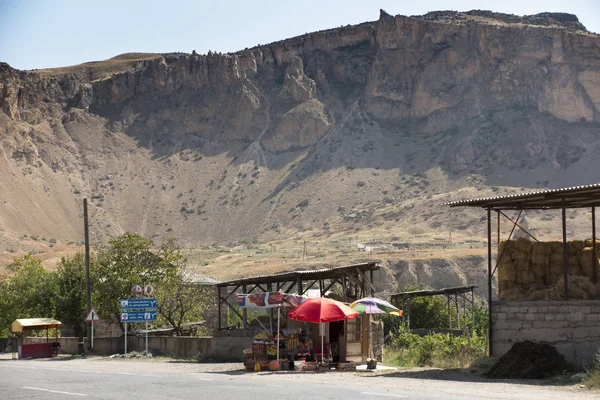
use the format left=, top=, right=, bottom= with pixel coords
left=0, top=9, right=599, bottom=280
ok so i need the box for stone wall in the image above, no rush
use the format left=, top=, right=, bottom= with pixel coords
left=22, top=335, right=216, bottom=359
left=214, top=329, right=254, bottom=361
left=492, top=300, right=600, bottom=368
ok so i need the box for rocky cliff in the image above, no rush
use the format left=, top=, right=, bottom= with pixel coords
left=1, top=10, right=600, bottom=253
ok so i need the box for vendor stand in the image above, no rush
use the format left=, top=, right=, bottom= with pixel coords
left=237, top=291, right=306, bottom=371
left=11, top=318, right=62, bottom=359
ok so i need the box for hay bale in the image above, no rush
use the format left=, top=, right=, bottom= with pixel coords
left=549, top=241, right=564, bottom=254
left=500, top=286, right=526, bottom=301
left=515, top=238, right=533, bottom=253
left=550, top=252, right=566, bottom=267
left=551, top=275, right=595, bottom=299
left=583, top=239, right=600, bottom=248
left=531, top=252, right=550, bottom=266
left=499, top=279, right=514, bottom=295
left=498, top=263, right=517, bottom=283
left=579, top=248, right=599, bottom=279
left=568, top=240, right=585, bottom=255
left=499, top=240, right=515, bottom=259
left=531, top=242, right=552, bottom=255
left=517, top=270, right=536, bottom=285
left=512, top=249, right=531, bottom=266
left=527, top=288, right=552, bottom=301
left=568, top=255, right=580, bottom=268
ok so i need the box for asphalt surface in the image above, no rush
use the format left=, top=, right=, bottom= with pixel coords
left=0, top=354, right=596, bottom=400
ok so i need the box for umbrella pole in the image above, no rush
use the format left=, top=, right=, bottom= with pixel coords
left=277, top=306, right=280, bottom=363
left=321, top=322, right=324, bottom=364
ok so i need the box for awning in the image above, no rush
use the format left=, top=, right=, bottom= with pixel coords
left=11, top=318, right=62, bottom=333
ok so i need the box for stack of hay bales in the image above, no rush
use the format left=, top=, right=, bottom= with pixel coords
left=497, top=238, right=600, bottom=301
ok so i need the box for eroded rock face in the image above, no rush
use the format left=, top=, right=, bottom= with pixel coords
left=0, top=10, right=599, bottom=245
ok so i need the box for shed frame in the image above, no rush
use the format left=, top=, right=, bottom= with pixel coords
left=444, top=183, right=600, bottom=356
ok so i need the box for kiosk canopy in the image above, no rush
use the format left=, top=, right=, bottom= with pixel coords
left=11, top=318, right=62, bottom=333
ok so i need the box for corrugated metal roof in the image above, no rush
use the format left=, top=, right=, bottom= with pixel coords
left=390, top=285, right=478, bottom=300
left=443, top=183, right=600, bottom=210
left=184, top=273, right=220, bottom=285
left=216, top=262, right=381, bottom=287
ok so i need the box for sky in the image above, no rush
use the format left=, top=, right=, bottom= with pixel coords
left=1, top=0, right=598, bottom=70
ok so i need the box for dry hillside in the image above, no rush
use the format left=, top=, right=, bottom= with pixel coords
left=1, top=10, right=600, bottom=293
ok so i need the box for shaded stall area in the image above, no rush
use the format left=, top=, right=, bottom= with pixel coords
left=390, top=285, right=477, bottom=335
left=12, top=318, right=62, bottom=359
left=216, top=262, right=381, bottom=363
left=445, top=183, right=600, bottom=366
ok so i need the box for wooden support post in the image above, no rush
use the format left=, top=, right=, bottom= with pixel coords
left=242, top=284, right=247, bottom=329
left=455, top=293, right=460, bottom=329
left=447, top=295, right=452, bottom=329
left=217, top=286, right=222, bottom=330
left=268, top=283, right=273, bottom=333
left=593, top=207, right=597, bottom=284
left=471, top=289, right=475, bottom=331
left=369, top=269, right=375, bottom=297
left=487, top=207, right=493, bottom=356
left=562, top=207, right=568, bottom=300
left=297, top=276, right=302, bottom=295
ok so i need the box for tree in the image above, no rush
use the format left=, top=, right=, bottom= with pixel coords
left=93, top=233, right=178, bottom=329
left=54, top=253, right=89, bottom=338
left=154, top=239, right=210, bottom=336
left=156, top=268, right=211, bottom=336
left=0, top=255, right=57, bottom=337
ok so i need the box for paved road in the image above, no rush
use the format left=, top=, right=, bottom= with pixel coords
left=0, top=355, right=596, bottom=400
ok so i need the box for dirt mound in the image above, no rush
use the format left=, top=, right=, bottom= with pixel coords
left=486, top=341, right=574, bottom=379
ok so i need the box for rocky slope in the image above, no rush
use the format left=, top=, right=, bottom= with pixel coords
left=1, top=10, right=600, bottom=286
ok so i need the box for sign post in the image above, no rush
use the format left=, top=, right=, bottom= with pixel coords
left=85, top=308, right=100, bottom=351
left=120, top=284, right=156, bottom=357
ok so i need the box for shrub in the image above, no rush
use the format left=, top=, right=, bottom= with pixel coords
left=387, top=329, right=486, bottom=369
left=583, top=349, right=600, bottom=389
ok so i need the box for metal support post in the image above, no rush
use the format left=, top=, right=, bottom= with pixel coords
left=487, top=207, right=493, bottom=356
left=562, top=207, right=568, bottom=299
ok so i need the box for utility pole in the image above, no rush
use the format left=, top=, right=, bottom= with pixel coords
left=83, top=199, right=92, bottom=352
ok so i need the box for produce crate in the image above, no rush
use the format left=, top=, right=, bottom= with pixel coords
left=251, top=343, right=265, bottom=354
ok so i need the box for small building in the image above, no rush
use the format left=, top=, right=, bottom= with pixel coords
left=445, top=183, right=600, bottom=368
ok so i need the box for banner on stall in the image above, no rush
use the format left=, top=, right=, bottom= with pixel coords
left=236, top=292, right=306, bottom=308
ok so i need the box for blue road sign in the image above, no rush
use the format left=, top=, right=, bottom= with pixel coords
left=120, top=298, right=157, bottom=310
left=120, top=311, right=157, bottom=322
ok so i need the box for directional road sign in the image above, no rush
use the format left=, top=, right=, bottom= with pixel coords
left=120, top=298, right=157, bottom=310
left=120, top=311, right=157, bottom=322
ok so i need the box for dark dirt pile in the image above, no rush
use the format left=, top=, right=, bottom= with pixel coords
left=486, top=341, right=574, bottom=379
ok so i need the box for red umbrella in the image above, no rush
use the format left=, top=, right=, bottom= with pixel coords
left=288, top=298, right=358, bottom=363
left=288, top=298, right=359, bottom=322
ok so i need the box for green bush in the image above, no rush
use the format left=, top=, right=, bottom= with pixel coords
left=387, top=330, right=486, bottom=369
left=583, top=349, right=600, bottom=389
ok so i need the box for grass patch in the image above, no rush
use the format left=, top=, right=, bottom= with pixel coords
left=386, top=332, right=486, bottom=369
left=583, top=350, right=600, bottom=389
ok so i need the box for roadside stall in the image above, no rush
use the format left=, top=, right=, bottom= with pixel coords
left=238, top=291, right=307, bottom=371
left=11, top=318, right=62, bottom=359
left=288, top=297, right=359, bottom=371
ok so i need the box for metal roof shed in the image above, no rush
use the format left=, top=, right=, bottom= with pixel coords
left=444, top=183, right=600, bottom=356
left=216, top=261, right=381, bottom=330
